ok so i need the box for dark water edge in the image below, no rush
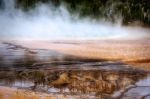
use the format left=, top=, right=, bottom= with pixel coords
left=0, top=42, right=150, bottom=99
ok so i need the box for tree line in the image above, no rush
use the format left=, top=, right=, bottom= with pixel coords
left=1, top=0, right=150, bottom=25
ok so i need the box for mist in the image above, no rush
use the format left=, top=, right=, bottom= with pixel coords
left=0, top=0, right=149, bottom=40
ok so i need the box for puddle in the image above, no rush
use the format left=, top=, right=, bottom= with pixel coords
left=0, top=42, right=150, bottom=98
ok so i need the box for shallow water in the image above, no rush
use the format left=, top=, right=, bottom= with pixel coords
left=0, top=42, right=150, bottom=99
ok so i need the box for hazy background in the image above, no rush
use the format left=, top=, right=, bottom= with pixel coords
left=0, top=0, right=149, bottom=40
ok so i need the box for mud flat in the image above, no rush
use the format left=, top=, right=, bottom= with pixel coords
left=9, top=39, right=150, bottom=70
left=0, top=41, right=150, bottom=99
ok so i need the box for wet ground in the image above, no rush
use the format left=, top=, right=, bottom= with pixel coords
left=0, top=42, right=150, bottom=99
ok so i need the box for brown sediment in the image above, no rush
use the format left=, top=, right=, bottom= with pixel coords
left=0, top=40, right=149, bottom=99
left=0, top=68, right=147, bottom=99
left=126, top=62, right=150, bottom=71
left=124, top=59, right=150, bottom=71
left=0, top=86, right=68, bottom=99
left=11, top=40, right=150, bottom=70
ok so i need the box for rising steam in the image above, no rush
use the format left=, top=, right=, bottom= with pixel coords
left=0, top=0, right=149, bottom=40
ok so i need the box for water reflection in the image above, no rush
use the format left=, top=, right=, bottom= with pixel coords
left=0, top=69, right=148, bottom=98
left=0, top=42, right=149, bottom=98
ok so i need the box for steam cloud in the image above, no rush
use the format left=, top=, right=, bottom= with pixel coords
left=0, top=0, right=149, bottom=40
